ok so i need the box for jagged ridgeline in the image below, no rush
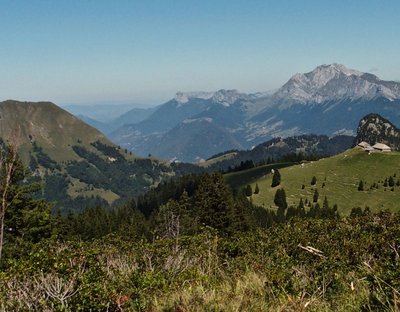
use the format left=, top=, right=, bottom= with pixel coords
left=109, top=64, right=400, bottom=162
left=0, top=100, right=198, bottom=212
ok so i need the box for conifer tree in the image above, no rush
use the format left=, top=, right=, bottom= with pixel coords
left=245, top=185, right=253, bottom=197
left=254, top=183, right=260, bottom=194
left=389, top=176, right=395, bottom=187
left=178, top=190, right=193, bottom=233
left=358, top=180, right=364, bottom=191
left=286, top=206, right=297, bottom=220
left=313, top=189, right=319, bottom=203
left=297, top=198, right=306, bottom=217
left=271, top=169, right=281, bottom=187
left=314, top=203, right=321, bottom=216
left=274, top=188, right=287, bottom=210
left=195, top=173, right=234, bottom=232
left=0, top=142, right=52, bottom=262
left=311, top=176, right=317, bottom=185
left=323, top=196, right=329, bottom=210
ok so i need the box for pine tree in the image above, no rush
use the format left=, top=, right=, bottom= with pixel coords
left=1, top=143, right=52, bottom=262
left=245, top=185, right=253, bottom=197
left=358, top=180, right=364, bottom=191
left=274, top=188, right=287, bottom=209
left=323, top=196, right=329, bottom=210
left=177, top=190, right=195, bottom=234
left=311, top=176, right=317, bottom=185
left=314, top=203, right=321, bottom=217
left=389, top=176, right=395, bottom=187
left=322, top=196, right=330, bottom=218
left=286, top=206, right=296, bottom=220
left=271, top=169, right=281, bottom=187
left=296, top=198, right=306, bottom=217
left=194, top=173, right=234, bottom=232
left=313, top=189, right=319, bottom=202
left=254, top=183, right=260, bottom=194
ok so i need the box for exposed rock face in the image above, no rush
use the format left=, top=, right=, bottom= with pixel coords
left=355, top=113, right=400, bottom=149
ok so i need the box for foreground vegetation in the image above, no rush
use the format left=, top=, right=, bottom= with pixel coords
left=1, top=213, right=400, bottom=311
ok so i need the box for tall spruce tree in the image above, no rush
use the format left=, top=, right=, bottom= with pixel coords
left=311, top=176, right=317, bottom=185
left=313, top=189, right=319, bottom=203
left=245, top=185, right=253, bottom=197
left=194, top=173, right=234, bottom=232
left=389, top=176, right=395, bottom=187
left=271, top=169, right=281, bottom=187
left=0, top=143, right=52, bottom=262
left=274, top=188, right=287, bottom=210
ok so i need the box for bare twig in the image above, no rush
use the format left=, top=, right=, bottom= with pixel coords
left=0, top=135, right=19, bottom=262
left=298, top=244, right=326, bottom=258
left=36, top=271, right=80, bottom=309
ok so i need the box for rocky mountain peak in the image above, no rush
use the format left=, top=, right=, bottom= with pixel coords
left=211, top=89, right=243, bottom=106
left=174, top=91, right=214, bottom=104
left=355, top=113, right=400, bottom=148
left=304, top=63, right=363, bottom=87
left=173, top=89, right=247, bottom=107
left=274, top=64, right=400, bottom=105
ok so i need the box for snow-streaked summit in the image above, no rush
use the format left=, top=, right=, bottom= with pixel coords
left=174, top=91, right=214, bottom=104
left=273, top=63, right=400, bottom=106
left=174, top=89, right=251, bottom=107
left=211, top=89, right=244, bottom=106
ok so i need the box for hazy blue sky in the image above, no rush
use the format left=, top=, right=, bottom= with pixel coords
left=1, top=0, right=400, bottom=106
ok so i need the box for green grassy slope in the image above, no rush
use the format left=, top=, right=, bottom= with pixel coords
left=224, top=162, right=296, bottom=189
left=231, top=148, right=400, bottom=214
left=0, top=100, right=174, bottom=208
left=0, top=100, right=122, bottom=163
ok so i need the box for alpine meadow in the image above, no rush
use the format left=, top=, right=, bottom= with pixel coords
left=1, top=1, right=400, bottom=311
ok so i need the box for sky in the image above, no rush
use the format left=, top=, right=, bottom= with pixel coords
left=1, top=0, right=400, bottom=107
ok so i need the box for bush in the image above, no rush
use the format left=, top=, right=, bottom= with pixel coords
left=2, top=214, right=400, bottom=311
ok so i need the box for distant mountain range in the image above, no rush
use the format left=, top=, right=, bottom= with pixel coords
left=63, top=103, right=157, bottom=134
left=103, top=64, right=400, bottom=162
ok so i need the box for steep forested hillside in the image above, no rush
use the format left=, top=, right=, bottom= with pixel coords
left=202, top=134, right=354, bottom=172
left=0, top=100, right=198, bottom=211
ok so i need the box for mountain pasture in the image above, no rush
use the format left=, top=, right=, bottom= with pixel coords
left=240, top=148, right=400, bottom=214
left=224, top=162, right=296, bottom=190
